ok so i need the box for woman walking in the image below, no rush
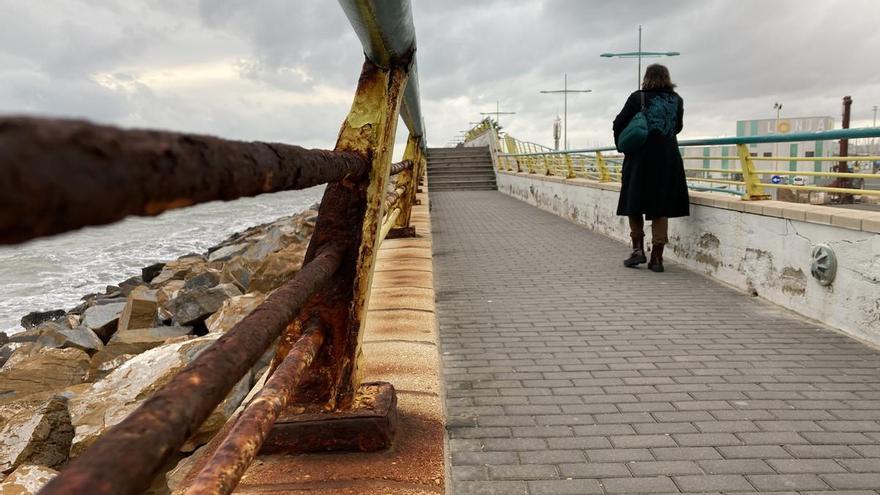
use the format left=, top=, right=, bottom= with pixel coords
left=613, top=64, right=689, bottom=272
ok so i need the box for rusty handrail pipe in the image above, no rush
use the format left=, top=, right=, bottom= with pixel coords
left=389, top=159, right=414, bottom=176
left=39, top=243, right=346, bottom=495
left=0, top=117, right=370, bottom=245
left=186, top=324, right=325, bottom=495
left=385, top=184, right=407, bottom=212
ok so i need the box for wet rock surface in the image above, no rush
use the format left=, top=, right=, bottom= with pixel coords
left=0, top=348, right=89, bottom=401
left=34, top=327, right=103, bottom=355
left=19, top=310, right=65, bottom=330
left=0, top=396, right=73, bottom=474
left=81, top=302, right=126, bottom=343
left=2, top=206, right=317, bottom=480
left=0, top=464, right=58, bottom=494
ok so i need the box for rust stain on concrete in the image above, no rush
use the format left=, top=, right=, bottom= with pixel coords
left=236, top=188, right=445, bottom=494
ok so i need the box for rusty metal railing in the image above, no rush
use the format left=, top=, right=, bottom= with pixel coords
left=0, top=1, right=427, bottom=494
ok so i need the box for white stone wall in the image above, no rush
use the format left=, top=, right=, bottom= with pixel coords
left=496, top=171, right=880, bottom=345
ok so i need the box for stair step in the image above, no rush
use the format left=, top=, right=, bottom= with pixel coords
left=428, top=169, right=496, bottom=175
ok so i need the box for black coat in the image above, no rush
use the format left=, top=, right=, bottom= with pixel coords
left=613, top=88, right=690, bottom=218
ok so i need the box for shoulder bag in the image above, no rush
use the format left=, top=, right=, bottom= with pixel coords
left=618, top=91, right=648, bottom=153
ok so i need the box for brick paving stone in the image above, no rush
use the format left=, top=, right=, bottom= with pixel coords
left=766, top=459, right=847, bottom=474
left=455, top=481, right=528, bottom=495
left=628, top=461, right=704, bottom=476
left=601, top=476, right=679, bottom=494
left=653, top=447, right=723, bottom=461
left=527, top=479, right=603, bottom=495
left=487, top=464, right=557, bottom=481
left=820, top=473, right=880, bottom=490
left=559, top=462, right=630, bottom=478
left=673, top=474, right=754, bottom=492
left=747, top=474, right=831, bottom=491
left=432, top=191, right=880, bottom=493
left=698, top=459, right=775, bottom=474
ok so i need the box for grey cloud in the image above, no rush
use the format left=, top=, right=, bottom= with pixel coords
left=0, top=0, right=878, bottom=153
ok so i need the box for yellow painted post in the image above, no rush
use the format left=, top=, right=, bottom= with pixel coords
left=393, top=134, right=421, bottom=228
left=737, top=143, right=770, bottom=200
left=544, top=155, right=551, bottom=175
left=272, top=58, right=407, bottom=410
left=527, top=155, right=535, bottom=174
left=565, top=154, right=575, bottom=178
left=596, top=151, right=610, bottom=182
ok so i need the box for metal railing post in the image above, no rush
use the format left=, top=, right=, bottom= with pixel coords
left=596, top=151, right=610, bottom=182
left=565, top=154, right=575, bottom=178
left=271, top=57, right=408, bottom=410
left=393, top=134, right=421, bottom=228
left=736, top=143, right=770, bottom=200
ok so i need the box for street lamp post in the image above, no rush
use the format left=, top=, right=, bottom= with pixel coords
left=600, top=25, right=680, bottom=89
left=873, top=105, right=879, bottom=156
left=540, top=73, right=592, bottom=150
left=480, top=101, right=516, bottom=128
left=773, top=102, right=783, bottom=173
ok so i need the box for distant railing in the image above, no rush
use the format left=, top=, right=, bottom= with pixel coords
left=496, top=128, right=880, bottom=202
left=0, top=1, right=425, bottom=494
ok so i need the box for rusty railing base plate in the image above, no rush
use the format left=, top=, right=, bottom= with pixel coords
left=386, top=227, right=417, bottom=239
left=261, top=381, right=397, bottom=455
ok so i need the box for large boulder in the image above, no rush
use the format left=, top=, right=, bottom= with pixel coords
left=35, top=327, right=103, bottom=355
left=183, top=270, right=221, bottom=291
left=0, top=344, right=22, bottom=369
left=156, top=280, right=186, bottom=321
left=141, top=262, right=165, bottom=284
left=205, top=293, right=266, bottom=334
left=150, top=258, right=207, bottom=287
left=0, top=396, right=73, bottom=474
left=241, top=226, right=285, bottom=262
left=167, top=284, right=242, bottom=326
left=0, top=344, right=37, bottom=372
left=19, top=310, right=65, bottom=330
left=117, top=286, right=158, bottom=332
left=7, top=328, right=42, bottom=344
left=117, top=275, right=145, bottom=297
left=111, top=326, right=193, bottom=348
left=69, top=335, right=231, bottom=456
left=248, top=242, right=307, bottom=294
left=182, top=371, right=252, bottom=452
left=207, top=243, right=249, bottom=263
left=81, top=302, right=126, bottom=343
left=0, top=464, right=58, bottom=494
left=86, top=327, right=192, bottom=381
left=219, top=256, right=255, bottom=293
left=0, top=348, right=89, bottom=403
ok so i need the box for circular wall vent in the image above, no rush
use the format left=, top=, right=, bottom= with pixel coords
left=810, top=245, right=837, bottom=286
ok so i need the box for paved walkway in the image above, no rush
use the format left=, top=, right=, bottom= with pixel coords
left=431, top=191, right=880, bottom=495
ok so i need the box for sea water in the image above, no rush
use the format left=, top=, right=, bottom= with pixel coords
left=0, top=187, right=325, bottom=334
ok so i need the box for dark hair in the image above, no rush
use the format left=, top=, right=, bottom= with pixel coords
left=642, top=64, right=676, bottom=90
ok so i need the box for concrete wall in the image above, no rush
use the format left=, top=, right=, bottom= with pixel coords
left=496, top=171, right=880, bottom=345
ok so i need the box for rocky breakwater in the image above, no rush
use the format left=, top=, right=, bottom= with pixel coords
left=0, top=206, right=317, bottom=493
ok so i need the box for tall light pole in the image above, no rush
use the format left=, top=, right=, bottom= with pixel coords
left=600, top=25, right=680, bottom=89
left=480, top=101, right=516, bottom=128
left=540, top=73, right=592, bottom=150
left=773, top=102, right=783, bottom=172
left=872, top=105, right=879, bottom=156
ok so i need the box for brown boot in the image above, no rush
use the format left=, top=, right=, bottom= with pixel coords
left=648, top=244, right=665, bottom=272
left=623, top=237, right=647, bottom=268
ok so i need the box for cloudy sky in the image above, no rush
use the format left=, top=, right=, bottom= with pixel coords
left=1, top=0, right=878, bottom=156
